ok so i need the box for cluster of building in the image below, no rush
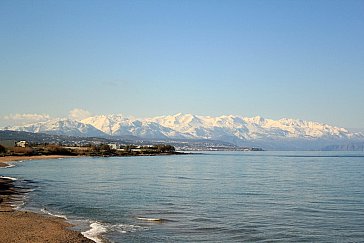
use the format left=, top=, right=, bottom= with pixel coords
left=15, top=140, right=29, bottom=148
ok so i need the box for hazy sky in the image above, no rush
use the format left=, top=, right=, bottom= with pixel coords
left=1, top=0, right=363, bottom=129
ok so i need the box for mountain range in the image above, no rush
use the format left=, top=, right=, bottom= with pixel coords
left=4, top=113, right=364, bottom=150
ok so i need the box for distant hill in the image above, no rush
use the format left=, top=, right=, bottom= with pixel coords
left=0, top=130, right=251, bottom=151
left=322, top=142, right=364, bottom=151
left=0, top=130, right=120, bottom=146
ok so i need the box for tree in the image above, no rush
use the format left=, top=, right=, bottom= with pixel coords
left=124, top=145, right=131, bottom=152
left=99, top=144, right=111, bottom=152
left=0, top=144, right=6, bottom=154
left=156, top=144, right=175, bottom=153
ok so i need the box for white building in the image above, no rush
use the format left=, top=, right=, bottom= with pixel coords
left=16, top=140, right=29, bottom=148
left=108, top=143, right=119, bottom=150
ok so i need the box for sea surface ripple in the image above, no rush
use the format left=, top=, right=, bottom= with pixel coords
left=1, top=151, right=364, bottom=242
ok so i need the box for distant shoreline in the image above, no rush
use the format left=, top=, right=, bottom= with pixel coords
left=0, top=154, right=76, bottom=167
left=0, top=155, right=94, bottom=242
left=0, top=152, right=186, bottom=168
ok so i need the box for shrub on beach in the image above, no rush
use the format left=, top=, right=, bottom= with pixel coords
left=0, top=144, right=6, bottom=154
left=154, top=144, right=176, bottom=153
left=44, top=145, right=75, bottom=155
left=11, top=146, right=34, bottom=155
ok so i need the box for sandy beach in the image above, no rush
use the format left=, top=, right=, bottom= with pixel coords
left=0, top=155, right=94, bottom=243
left=0, top=155, right=76, bottom=167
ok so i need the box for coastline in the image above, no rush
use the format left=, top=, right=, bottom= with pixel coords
left=0, top=155, right=77, bottom=167
left=0, top=155, right=94, bottom=243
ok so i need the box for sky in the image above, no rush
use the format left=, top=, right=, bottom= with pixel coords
left=1, top=0, right=363, bottom=129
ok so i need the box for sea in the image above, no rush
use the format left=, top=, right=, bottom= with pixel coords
left=1, top=151, right=364, bottom=242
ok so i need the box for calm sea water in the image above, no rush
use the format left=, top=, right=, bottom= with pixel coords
left=1, top=151, right=364, bottom=242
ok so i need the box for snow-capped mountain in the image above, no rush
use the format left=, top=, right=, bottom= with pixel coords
left=7, top=119, right=107, bottom=137
left=146, top=113, right=363, bottom=149
left=6, top=113, right=364, bottom=149
left=148, top=113, right=357, bottom=140
left=81, top=114, right=187, bottom=139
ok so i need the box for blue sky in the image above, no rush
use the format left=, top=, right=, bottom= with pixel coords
left=1, top=0, right=363, bottom=129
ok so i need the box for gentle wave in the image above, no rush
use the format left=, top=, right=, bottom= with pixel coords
left=11, top=203, right=24, bottom=209
left=10, top=193, right=30, bottom=210
left=137, top=217, right=164, bottom=222
left=81, top=220, right=147, bottom=242
left=82, top=222, right=107, bottom=243
left=0, top=175, right=17, bottom=180
left=0, top=160, right=25, bottom=168
left=108, top=223, right=145, bottom=234
left=0, top=176, right=36, bottom=210
left=41, top=208, right=68, bottom=219
left=4, top=163, right=16, bottom=168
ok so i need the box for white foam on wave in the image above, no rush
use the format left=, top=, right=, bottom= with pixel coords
left=137, top=217, right=163, bottom=222
left=109, top=223, right=145, bottom=234
left=82, top=222, right=108, bottom=243
left=81, top=221, right=147, bottom=242
left=9, top=193, right=29, bottom=210
left=4, top=163, right=16, bottom=168
left=41, top=208, right=68, bottom=219
left=0, top=176, right=17, bottom=181
left=1, top=160, right=25, bottom=169
left=11, top=200, right=25, bottom=210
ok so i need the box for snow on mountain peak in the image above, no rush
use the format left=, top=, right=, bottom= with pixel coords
left=5, top=113, right=363, bottom=149
left=81, top=114, right=132, bottom=135
left=8, top=118, right=106, bottom=137
left=147, top=114, right=360, bottom=141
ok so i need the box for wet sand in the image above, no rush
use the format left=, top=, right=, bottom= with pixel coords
left=0, top=156, right=94, bottom=243
left=0, top=209, right=93, bottom=243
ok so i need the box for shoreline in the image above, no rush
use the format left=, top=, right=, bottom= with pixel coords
left=0, top=152, right=186, bottom=168
left=0, top=154, right=78, bottom=167
left=0, top=155, right=95, bottom=243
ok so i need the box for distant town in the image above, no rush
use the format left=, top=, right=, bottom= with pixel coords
left=0, top=130, right=263, bottom=158
left=0, top=140, right=178, bottom=157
